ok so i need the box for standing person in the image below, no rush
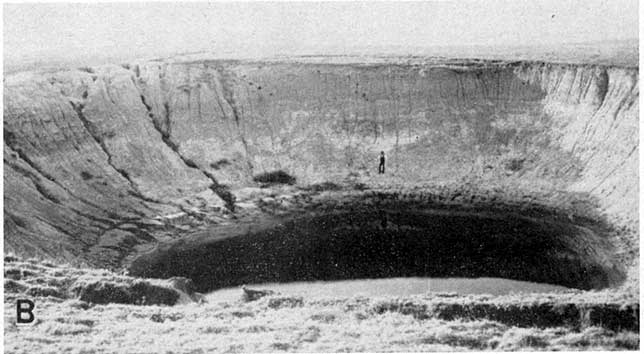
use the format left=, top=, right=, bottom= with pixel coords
left=378, top=151, right=386, bottom=174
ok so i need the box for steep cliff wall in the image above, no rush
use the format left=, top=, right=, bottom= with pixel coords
left=3, top=58, right=638, bottom=278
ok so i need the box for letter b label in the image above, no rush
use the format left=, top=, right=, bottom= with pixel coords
left=16, top=299, right=35, bottom=324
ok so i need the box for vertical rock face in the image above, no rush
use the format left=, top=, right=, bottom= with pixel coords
left=3, top=58, right=638, bottom=273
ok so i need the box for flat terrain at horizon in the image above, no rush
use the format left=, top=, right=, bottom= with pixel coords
left=4, top=39, right=638, bottom=75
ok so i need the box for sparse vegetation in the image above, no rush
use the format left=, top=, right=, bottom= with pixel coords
left=77, top=66, right=95, bottom=74
left=210, top=183, right=236, bottom=211
left=253, top=170, right=296, bottom=186
left=305, top=181, right=343, bottom=192
left=4, top=257, right=203, bottom=306
left=3, top=256, right=639, bottom=352
left=352, top=182, right=369, bottom=190
left=210, top=158, right=232, bottom=170
left=183, top=158, right=198, bottom=168
left=505, top=158, right=525, bottom=172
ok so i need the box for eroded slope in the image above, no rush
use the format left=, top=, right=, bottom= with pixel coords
left=3, top=57, right=638, bottom=288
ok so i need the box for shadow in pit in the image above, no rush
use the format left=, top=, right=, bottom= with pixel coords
left=129, top=208, right=625, bottom=293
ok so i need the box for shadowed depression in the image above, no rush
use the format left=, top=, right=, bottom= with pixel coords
left=129, top=195, right=624, bottom=293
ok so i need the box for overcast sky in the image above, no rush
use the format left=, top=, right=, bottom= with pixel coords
left=3, top=0, right=639, bottom=65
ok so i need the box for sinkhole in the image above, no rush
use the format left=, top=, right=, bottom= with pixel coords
left=128, top=193, right=626, bottom=295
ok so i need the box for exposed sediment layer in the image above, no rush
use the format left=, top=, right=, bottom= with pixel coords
left=3, top=57, right=638, bottom=290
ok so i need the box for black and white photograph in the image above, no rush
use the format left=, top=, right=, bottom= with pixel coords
left=2, top=1, right=640, bottom=352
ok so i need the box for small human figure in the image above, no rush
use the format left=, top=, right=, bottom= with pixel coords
left=378, top=151, right=385, bottom=174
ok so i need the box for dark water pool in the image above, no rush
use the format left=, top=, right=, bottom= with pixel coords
left=131, top=198, right=623, bottom=293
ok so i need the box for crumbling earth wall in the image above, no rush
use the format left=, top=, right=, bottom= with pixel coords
left=3, top=58, right=638, bottom=287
